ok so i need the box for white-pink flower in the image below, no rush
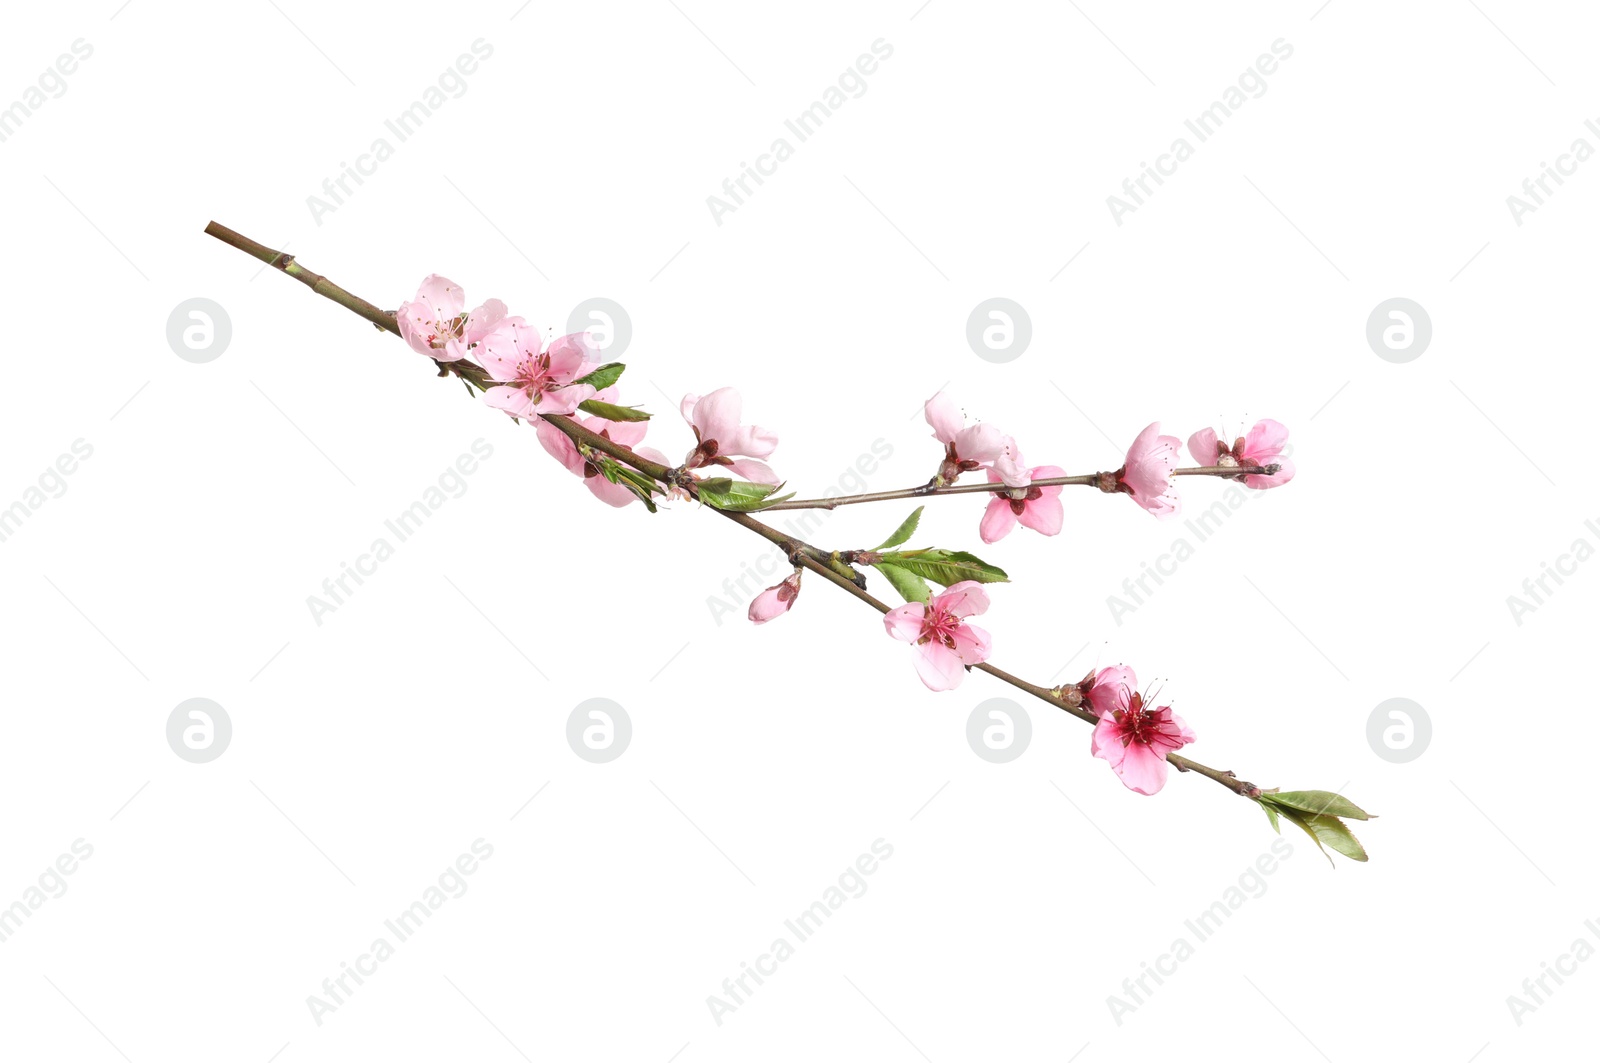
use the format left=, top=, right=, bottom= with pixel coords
left=748, top=571, right=801, bottom=624
left=1115, top=422, right=1182, bottom=519
left=979, top=458, right=1066, bottom=544
left=396, top=274, right=507, bottom=363
left=680, top=388, right=780, bottom=484
left=535, top=388, right=670, bottom=507
left=1089, top=690, right=1195, bottom=796
left=478, top=323, right=598, bottom=420
left=1188, top=419, right=1295, bottom=489
left=925, top=391, right=1009, bottom=484
left=882, top=580, right=994, bottom=691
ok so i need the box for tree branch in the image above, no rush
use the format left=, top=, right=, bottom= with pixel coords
left=204, top=220, right=1266, bottom=802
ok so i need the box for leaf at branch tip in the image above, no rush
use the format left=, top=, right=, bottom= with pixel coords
left=1259, top=800, right=1280, bottom=834
left=1262, top=790, right=1374, bottom=821
left=877, top=548, right=1009, bottom=586
left=577, top=398, right=651, bottom=422
left=1275, top=806, right=1368, bottom=865
left=575, top=362, right=626, bottom=390
left=874, top=506, right=925, bottom=551
left=696, top=478, right=792, bottom=512
left=875, top=561, right=932, bottom=604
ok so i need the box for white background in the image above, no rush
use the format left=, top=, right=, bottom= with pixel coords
left=1, top=1, right=1594, bottom=1060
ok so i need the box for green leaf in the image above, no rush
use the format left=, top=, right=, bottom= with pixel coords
left=591, top=456, right=657, bottom=513
left=875, top=561, right=932, bottom=604
left=874, top=506, right=925, bottom=551
left=1260, top=800, right=1280, bottom=834
left=574, top=362, right=626, bottom=390
left=577, top=398, right=651, bottom=422
left=1277, top=806, right=1368, bottom=865
left=697, top=478, right=794, bottom=512
left=877, top=548, right=1009, bottom=587
left=1262, top=790, right=1373, bottom=821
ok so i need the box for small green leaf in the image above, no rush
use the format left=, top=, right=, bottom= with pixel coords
left=875, top=506, right=925, bottom=551
left=577, top=398, right=651, bottom=422
left=1260, top=800, right=1280, bottom=834
left=1277, top=806, right=1368, bottom=865
left=875, top=561, right=932, bottom=604
left=1262, top=791, right=1374, bottom=821
left=878, top=548, right=1009, bottom=587
left=697, top=478, right=793, bottom=512
left=575, top=362, right=626, bottom=390
left=591, top=455, right=658, bottom=512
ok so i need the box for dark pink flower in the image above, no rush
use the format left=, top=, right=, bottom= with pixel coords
left=1188, top=419, right=1295, bottom=489
left=882, top=581, right=994, bottom=691
left=748, top=571, right=802, bottom=624
left=1089, top=690, right=1196, bottom=796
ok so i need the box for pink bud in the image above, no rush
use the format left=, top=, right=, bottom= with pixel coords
left=748, top=571, right=801, bottom=624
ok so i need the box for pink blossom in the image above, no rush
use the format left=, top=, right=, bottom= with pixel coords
left=1089, top=690, right=1195, bottom=796
left=748, top=571, right=801, bottom=624
left=1188, top=419, right=1295, bottom=489
left=979, top=458, right=1066, bottom=544
left=925, top=391, right=1009, bottom=484
left=1115, top=422, right=1182, bottom=519
left=535, top=388, right=669, bottom=507
left=478, top=324, right=598, bottom=420
left=396, top=275, right=507, bottom=363
left=882, top=580, right=994, bottom=691
left=680, top=388, right=780, bottom=484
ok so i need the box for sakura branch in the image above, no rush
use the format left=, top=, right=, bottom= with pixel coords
left=203, top=220, right=1375, bottom=865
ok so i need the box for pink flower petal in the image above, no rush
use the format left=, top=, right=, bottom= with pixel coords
left=724, top=458, right=780, bottom=485
left=934, top=580, right=990, bottom=619
left=912, top=642, right=966, bottom=691
left=1017, top=493, right=1064, bottom=536
left=1112, top=742, right=1171, bottom=795
left=536, top=418, right=585, bottom=476
left=883, top=603, right=926, bottom=642
left=689, top=387, right=743, bottom=445
left=482, top=385, right=533, bottom=419
left=949, top=622, right=992, bottom=666
left=924, top=391, right=965, bottom=444
left=1187, top=427, right=1219, bottom=466
left=1241, top=419, right=1290, bottom=463
left=979, top=496, right=1017, bottom=544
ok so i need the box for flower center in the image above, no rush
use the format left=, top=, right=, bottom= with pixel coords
left=917, top=605, right=960, bottom=648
